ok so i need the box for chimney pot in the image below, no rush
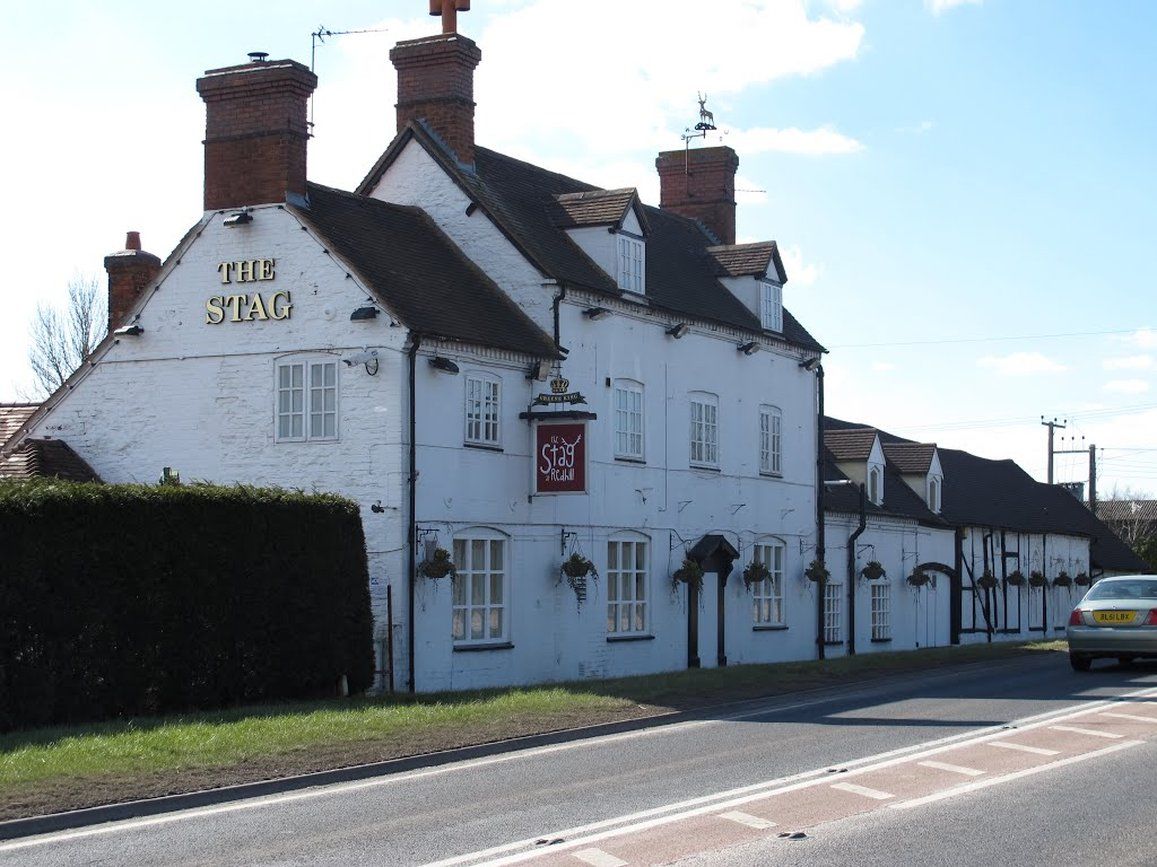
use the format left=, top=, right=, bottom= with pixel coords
left=105, top=232, right=161, bottom=332
left=125, top=231, right=141, bottom=251
left=248, top=51, right=269, bottom=63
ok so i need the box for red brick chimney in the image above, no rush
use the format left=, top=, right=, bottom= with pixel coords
left=196, top=55, right=318, bottom=211
left=655, top=146, right=739, bottom=245
left=390, top=34, right=482, bottom=167
left=105, top=231, right=161, bottom=331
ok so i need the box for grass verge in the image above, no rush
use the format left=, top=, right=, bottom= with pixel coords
left=0, top=640, right=1063, bottom=821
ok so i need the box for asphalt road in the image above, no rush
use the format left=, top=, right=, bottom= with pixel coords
left=3, top=653, right=1156, bottom=866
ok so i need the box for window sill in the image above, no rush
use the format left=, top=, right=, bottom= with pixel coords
left=823, top=640, right=844, bottom=647
left=275, top=437, right=340, bottom=445
left=453, top=641, right=513, bottom=652
left=614, top=456, right=646, bottom=465
left=870, top=637, right=892, bottom=644
left=753, top=624, right=788, bottom=632
left=759, top=472, right=784, bottom=479
left=463, top=442, right=503, bottom=452
left=690, top=464, right=721, bottom=473
left=607, top=633, right=655, bottom=643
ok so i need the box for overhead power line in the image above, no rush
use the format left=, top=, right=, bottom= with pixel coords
left=830, top=327, right=1145, bottom=350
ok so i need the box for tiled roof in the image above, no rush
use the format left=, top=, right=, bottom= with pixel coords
left=824, top=428, right=879, bottom=462
left=0, top=403, right=38, bottom=448
left=550, top=188, right=640, bottom=229
left=1096, top=499, right=1157, bottom=525
left=358, top=124, right=825, bottom=352
left=0, top=439, right=101, bottom=482
left=706, top=242, right=782, bottom=279
left=292, top=183, right=556, bottom=358
left=882, top=442, right=936, bottom=474
left=823, top=450, right=946, bottom=527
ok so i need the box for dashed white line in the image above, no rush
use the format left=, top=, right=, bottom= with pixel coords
left=573, top=849, right=628, bottom=867
left=1100, top=711, right=1157, bottom=724
left=917, top=760, right=985, bottom=777
left=830, top=782, right=894, bottom=801
left=718, top=811, right=777, bottom=830
left=1049, top=725, right=1123, bottom=740
left=987, top=741, right=1060, bottom=757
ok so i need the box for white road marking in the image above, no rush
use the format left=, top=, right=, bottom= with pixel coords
left=718, top=811, right=777, bottom=830
left=1100, top=711, right=1157, bottom=724
left=917, top=760, right=985, bottom=777
left=1048, top=725, right=1123, bottom=740
left=573, top=849, right=628, bottom=867
left=987, top=741, right=1060, bottom=756
left=830, top=782, right=894, bottom=800
left=891, top=740, right=1143, bottom=810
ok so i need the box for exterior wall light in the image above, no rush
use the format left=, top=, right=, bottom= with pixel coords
left=113, top=324, right=144, bottom=336
left=350, top=306, right=379, bottom=321
left=666, top=323, right=690, bottom=339
left=799, top=357, right=821, bottom=371
left=526, top=359, right=551, bottom=381
left=738, top=341, right=760, bottom=355
left=223, top=210, right=253, bottom=228
left=429, top=356, right=460, bottom=374
left=582, top=307, right=610, bottom=320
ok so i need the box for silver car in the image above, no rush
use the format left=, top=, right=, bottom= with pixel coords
left=1067, top=574, right=1157, bottom=671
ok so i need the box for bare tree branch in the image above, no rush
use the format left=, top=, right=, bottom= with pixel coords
left=27, top=276, right=106, bottom=398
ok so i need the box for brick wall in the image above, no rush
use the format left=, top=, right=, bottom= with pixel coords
left=105, top=232, right=161, bottom=331
left=655, top=146, right=740, bottom=245
left=391, top=34, right=482, bottom=167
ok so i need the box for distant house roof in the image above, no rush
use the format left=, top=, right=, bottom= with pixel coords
left=1097, top=499, right=1157, bottom=525
left=291, top=182, right=557, bottom=358
left=550, top=188, right=646, bottom=231
left=0, top=439, right=101, bottom=482
left=0, top=403, right=39, bottom=448
left=358, top=123, right=824, bottom=352
left=825, top=427, right=879, bottom=462
left=706, top=242, right=785, bottom=281
left=882, top=442, right=937, bottom=474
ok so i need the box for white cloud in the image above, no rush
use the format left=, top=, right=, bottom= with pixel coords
left=925, top=0, right=983, bottom=14
left=977, top=352, right=1068, bottom=376
left=827, top=0, right=863, bottom=12
left=871, top=361, right=897, bottom=372
left=780, top=244, right=822, bottom=287
left=898, top=120, right=935, bottom=135
left=1115, top=327, right=1157, bottom=349
left=1102, top=355, right=1153, bottom=371
left=728, top=125, right=864, bottom=155
left=1104, top=379, right=1151, bottom=394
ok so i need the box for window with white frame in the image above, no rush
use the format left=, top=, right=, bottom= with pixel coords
left=276, top=358, right=338, bottom=441
left=613, top=380, right=644, bottom=460
left=607, top=536, right=648, bottom=635
left=617, top=234, right=645, bottom=294
left=452, top=532, right=508, bottom=644
left=871, top=582, right=891, bottom=640
left=752, top=540, right=785, bottom=626
left=928, top=475, right=942, bottom=513
left=689, top=393, right=719, bottom=468
left=759, top=405, right=783, bottom=476
left=868, top=465, right=883, bottom=505
left=759, top=280, right=783, bottom=332
left=464, top=373, right=501, bottom=446
left=824, top=582, right=842, bottom=644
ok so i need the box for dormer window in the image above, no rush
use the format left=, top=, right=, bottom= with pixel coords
left=928, top=475, right=942, bottom=513
left=617, top=234, right=645, bottom=294
left=760, top=280, right=782, bottom=332
left=868, top=464, right=883, bottom=505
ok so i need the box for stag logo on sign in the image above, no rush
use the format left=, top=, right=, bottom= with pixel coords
left=206, top=258, right=292, bottom=323
left=535, top=423, right=587, bottom=494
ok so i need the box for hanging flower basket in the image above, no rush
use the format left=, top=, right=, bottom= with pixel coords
left=1006, top=569, right=1026, bottom=587
left=742, top=559, right=771, bottom=591
left=561, top=553, right=598, bottom=606
left=860, top=560, right=886, bottom=581
left=672, top=557, right=704, bottom=593
left=1053, top=571, right=1072, bottom=588
left=977, top=570, right=997, bottom=591
left=908, top=568, right=932, bottom=588
left=804, top=559, right=829, bottom=584
left=1075, top=572, right=1092, bottom=587
left=417, top=547, right=456, bottom=582
left=1028, top=570, right=1047, bottom=588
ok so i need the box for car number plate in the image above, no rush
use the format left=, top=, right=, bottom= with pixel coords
left=1092, top=610, right=1135, bottom=624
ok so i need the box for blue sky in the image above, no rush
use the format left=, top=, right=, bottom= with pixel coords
left=1, top=0, right=1153, bottom=494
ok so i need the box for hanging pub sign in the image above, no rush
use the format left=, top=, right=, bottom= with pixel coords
left=532, top=374, right=587, bottom=407
left=535, top=423, right=587, bottom=494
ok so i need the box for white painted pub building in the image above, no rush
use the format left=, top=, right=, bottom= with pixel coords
left=2, top=9, right=1143, bottom=692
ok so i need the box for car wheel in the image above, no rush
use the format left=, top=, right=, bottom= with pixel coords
left=1069, top=653, right=1092, bottom=672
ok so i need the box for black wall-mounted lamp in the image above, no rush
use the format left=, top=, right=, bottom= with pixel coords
left=666, top=323, right=690, bottom=339
left=799, top=357, right=821, bottom=371
left=738, top=341, right=760, bottom=356
left=526, top=359, right=551, bottom=381
left=113, top=324, right=144, bottom=336
left=223, top=210, right=253, bottom=228
left=582, top=306, right=610, bottom=320
left=350, top=306, right=379, bottom=321
left=429, top=356, right=460, bottom=374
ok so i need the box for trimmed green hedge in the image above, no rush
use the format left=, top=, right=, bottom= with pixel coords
left=0, top=480, right=373, bottom=731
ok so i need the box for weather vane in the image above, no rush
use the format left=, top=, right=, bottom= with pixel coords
left=682, top=92, right=718, bottom=143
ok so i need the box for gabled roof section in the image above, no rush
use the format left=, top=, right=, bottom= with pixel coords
left=550, top=188, right=648, bottom=233
left=883, top=442, right=937, bottom=475
left=825, top=427, right=879, bottom=462
left=292, top=182, right=556, bottom=357
left=1097, top=500, right=1157, bottom=525
left=822, top=450, right=945, bottom=527
left=358, top=123, right=824, bottom=352
left=0, top=439, right=101, bottom=482
left=706, top=242, right=786, bottom=282
left=0, top=403, right=39, bottom=448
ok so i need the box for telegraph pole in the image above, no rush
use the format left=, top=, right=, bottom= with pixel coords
left=1089, top=444, right=1097, bottom=514
left=1041, top=416, right=1067, bottom=484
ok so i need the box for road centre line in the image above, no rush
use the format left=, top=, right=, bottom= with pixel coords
left=718, top=811, right=777, bottom=830
left=987, top=741, right=1060, bottom=756
left=917, top=760, right=984, bottom=777
left=1048, top=725, right=1123, bottom=739
left=7, top=683, right=1157, bottom=859
left=890, top=740, right=1144, bottom=811
left=1100, top=711, right=1157, bottom=723
left=830, top=782, right=894, bottom=800
left=458, top=687, right=1157, bottom=867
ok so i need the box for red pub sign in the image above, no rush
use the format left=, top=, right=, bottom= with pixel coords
left=535, top=423, right=587, bottom=494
